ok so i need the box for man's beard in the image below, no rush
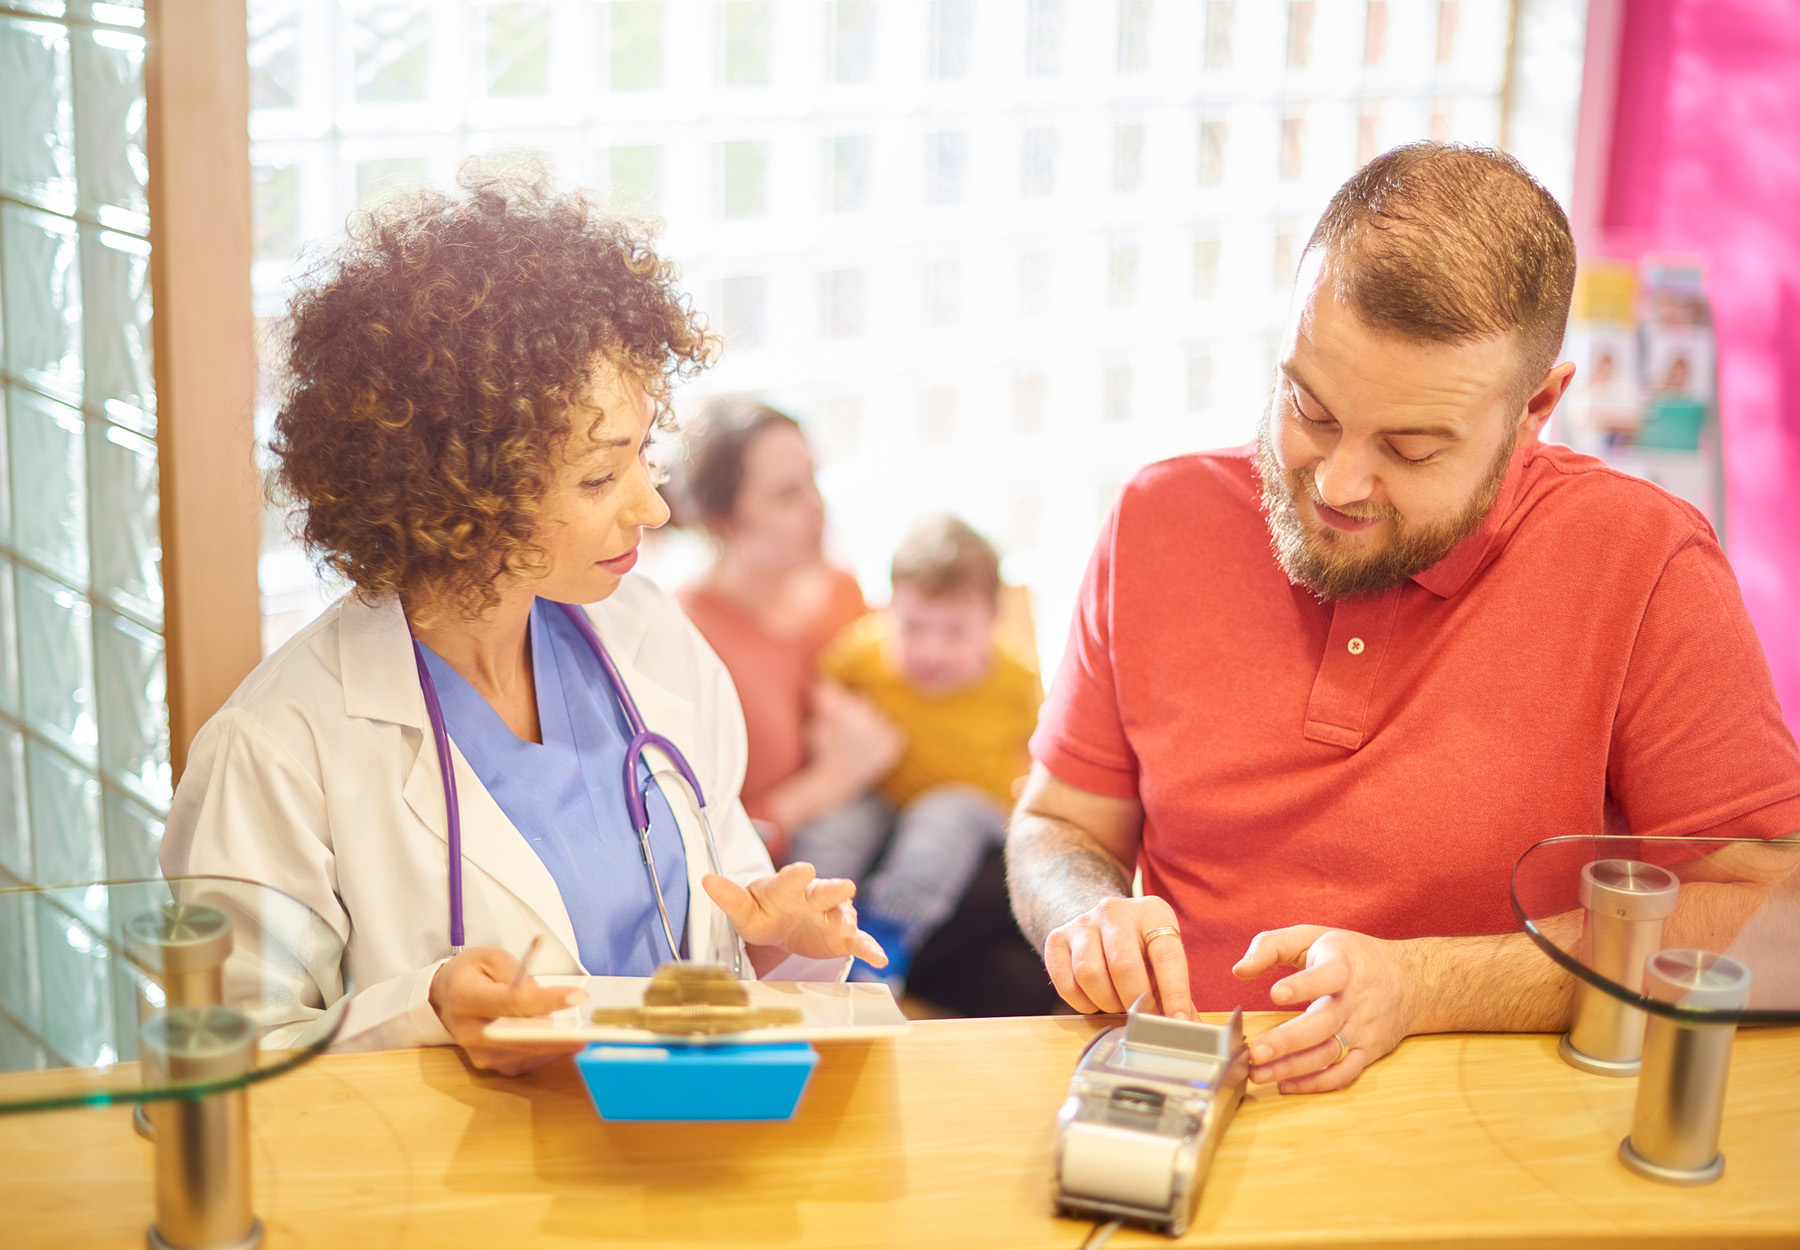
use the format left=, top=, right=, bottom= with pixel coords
left=1255, top=399, right=1515, bottom=600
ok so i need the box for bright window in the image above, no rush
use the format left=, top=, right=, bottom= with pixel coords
left=249, top=0, right=1580, bottom=673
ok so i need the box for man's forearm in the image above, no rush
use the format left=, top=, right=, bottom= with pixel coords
left=1401, top=926, right=1577, bottom=1035
left=1005, top=811, right=1133, bottom=951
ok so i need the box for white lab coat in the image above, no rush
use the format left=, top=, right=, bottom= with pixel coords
left=161, top=575, right=844, bottom=1052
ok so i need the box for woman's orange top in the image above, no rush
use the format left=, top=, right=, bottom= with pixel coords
left=677, top=568, right=866, bottom=828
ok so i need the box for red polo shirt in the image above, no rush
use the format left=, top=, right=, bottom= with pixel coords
left=1031, top=441, right=1800, bottom=1011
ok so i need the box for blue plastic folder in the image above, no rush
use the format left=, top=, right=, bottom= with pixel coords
left=574, top=1041, right=820, bottom=1121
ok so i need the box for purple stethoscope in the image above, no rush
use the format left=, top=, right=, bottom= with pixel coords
left=409, top=600, right=741, bottom=976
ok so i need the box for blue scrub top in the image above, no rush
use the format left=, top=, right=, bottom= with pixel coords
left=419, top=599, right=690, bottom=975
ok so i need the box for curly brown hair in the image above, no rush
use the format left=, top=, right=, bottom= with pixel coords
left=272, top=164, right=717, bottom=617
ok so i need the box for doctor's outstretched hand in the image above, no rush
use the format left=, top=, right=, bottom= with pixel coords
left=429, top=947, right=586, bottom=1076
left=703, top=862, right=889, bottom=971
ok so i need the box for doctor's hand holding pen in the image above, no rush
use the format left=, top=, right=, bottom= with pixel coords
left=429, top=945, right=586, bottom=1076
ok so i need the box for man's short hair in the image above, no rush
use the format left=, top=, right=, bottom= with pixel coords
left=1303, top=141, right=1576, bottom=396
left=890, top=514, right=1001, bottom=604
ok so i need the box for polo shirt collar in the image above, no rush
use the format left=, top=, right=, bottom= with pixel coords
left=1409, top=442, right=1532, bottom=600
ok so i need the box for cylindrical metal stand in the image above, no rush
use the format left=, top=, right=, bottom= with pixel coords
left=141, top=1007, right=263, bottom=1250
left=127, top=904, right=234, bottom=1141
left=127, top=903, right=235, bottom=1006
left=1619, top=949, right=1751, bottom=1186
left=1560, top=859, right=1679, bottom=1076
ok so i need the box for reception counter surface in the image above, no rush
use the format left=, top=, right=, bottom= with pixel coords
left=3, top=1013, right=1797, bottom=1248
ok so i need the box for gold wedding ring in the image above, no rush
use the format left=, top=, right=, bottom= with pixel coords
left=1332, top=1033, right=1350, bottom=1064
left=1142, top=926, right=1182, bottom=945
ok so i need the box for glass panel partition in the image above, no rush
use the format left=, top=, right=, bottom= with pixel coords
left=0, top=0, right=167, bottom=1074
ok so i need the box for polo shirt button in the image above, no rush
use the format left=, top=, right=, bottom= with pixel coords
left=1347, top=637, right=1366, bottom=655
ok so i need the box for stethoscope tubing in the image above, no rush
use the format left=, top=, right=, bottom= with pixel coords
left=411, top=639, right=468, bottom=950
left=411, top=600, right=738, bottom=974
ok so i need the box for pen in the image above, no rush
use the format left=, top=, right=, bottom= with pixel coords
left=508, top=933, right=544, bottom=988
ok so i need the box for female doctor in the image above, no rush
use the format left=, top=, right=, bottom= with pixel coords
left=161, top=170, right=886, bottom=1074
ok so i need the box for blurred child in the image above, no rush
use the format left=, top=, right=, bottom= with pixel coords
left=793, top=515, right=1042, bottom=990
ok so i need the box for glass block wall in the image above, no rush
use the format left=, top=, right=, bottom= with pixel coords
left=0, top=0, right=167, bottom=1071
left=250, top=0, right=1530, bottom=674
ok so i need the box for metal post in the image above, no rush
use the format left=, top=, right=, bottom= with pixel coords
left=1559, top=859, right=1679, bottom=1076
left=1619, top=949, right=1751, bottom=1186
left=127, top=904, right=234, bottom=1140
left=140, top=1007, right=264, bottom=1250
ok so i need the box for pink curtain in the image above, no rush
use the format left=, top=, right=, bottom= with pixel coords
left=1598, top=0, right=1800, bottom=725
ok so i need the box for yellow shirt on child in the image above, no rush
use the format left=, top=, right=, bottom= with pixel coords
left=820, top=613, right=1043, bottom=810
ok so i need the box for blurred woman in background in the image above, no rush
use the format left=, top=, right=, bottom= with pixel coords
left=673, top=400, right=902, bottom=852
left=673, top=401, right=1058, bottom=1017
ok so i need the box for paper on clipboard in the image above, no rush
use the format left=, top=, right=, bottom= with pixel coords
left=483, top=975, right=911, bottom=1046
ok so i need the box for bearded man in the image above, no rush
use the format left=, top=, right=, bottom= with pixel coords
left=1006, top=142, right=1800, bottom=1093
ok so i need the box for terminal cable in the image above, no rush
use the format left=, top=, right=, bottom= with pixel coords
left=1080, top=1218, right=1123, bottom=1249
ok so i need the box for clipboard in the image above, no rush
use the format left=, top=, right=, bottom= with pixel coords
left=483, top=974, right=911, bottom=1046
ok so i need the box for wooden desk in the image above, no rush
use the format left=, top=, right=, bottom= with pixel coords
left=4, top=1015, right=1798, bottom=1248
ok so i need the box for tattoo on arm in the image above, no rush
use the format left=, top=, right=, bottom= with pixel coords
left=1005, top=813, right=1133, bottom=952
